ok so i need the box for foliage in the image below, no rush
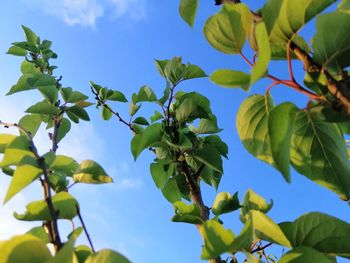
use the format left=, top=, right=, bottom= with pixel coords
left=0, top=26, right=129, bottom=262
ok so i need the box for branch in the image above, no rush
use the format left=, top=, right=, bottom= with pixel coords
left=76, top=204, right=95, bottom=253
left=251, top=242, right=273, bottom=254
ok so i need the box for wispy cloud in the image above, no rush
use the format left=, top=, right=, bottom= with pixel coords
left=19, top=0, right=148, bottom=27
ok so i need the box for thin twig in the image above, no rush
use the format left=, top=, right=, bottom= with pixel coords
left=76, top=204, right=96, bottom=253
left=251, top=242, right=273, bottom=254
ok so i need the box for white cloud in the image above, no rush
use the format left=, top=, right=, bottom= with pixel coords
left=19, top=0, right=147, bottom=27
left=109, top=0, right=147, bottom=21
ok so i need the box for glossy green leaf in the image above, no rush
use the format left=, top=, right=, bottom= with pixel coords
left=291, top=111, right=350, bottom=200
left=280, top=212, right=350, bottom=257
left=279, top=247, right=335, bottom=263
left=193, top=143, right=223, bottom=173
left=241, top=189, right=273, bottom=216
left=204, top=3, right=252, bottom=54
left=14, top=192, right=79, bottom=221
left=22, top=25, right=37, bottom=44
left=172, top=201, right=203, bottom=224
left=200, top=219, right=235, bottom=259
left=161, top=178, right=182, bottom=203
left=18, top=114, right=42, bottom=137
left=268, top=102, right=298, bottom=182
left=212, top=192, right=240, bottom=216
left=56, top=118, right=71, bottom=143
left=0, top=134, right=16, bottom=153
left=150, top=162, right=173, bottom=189
left=250, top=22, right=271, bottom=85
left=179, top=0, right=198, bottom=27
left=0, top=234, right=52, bottom=263
left=248, top=210, right=291, bottom=247
left=262, top=0, right=335, bottom=43
left=131, top=123, right=163, bottom=160
left=313, top=11, right=350, bottom=72
left=133, top=117, right=149, bottom=126
left=210, top=70, right=250, bottom=90
left=4, top=158, right=42, bottom=203
left=73, top=160, right=112, bottom=184
left=236, top=94, right=275, bottom=165
left=6, top=46, right=27, bottom=56
left=101, top=106, right=112, bottom=121
left=26, top=101, right=60, bottom=116
left=85, top=249, right=131, bottom=263
left=67, top=105, right=90, bottom=121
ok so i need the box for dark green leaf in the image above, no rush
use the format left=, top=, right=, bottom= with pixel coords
left=150, top=162, right=173, bottom=189
left=101, top=106, right=112, bottom=121
left=193, top=143, right=223, bottom=173
left=75, top=245, right=93, bottom=263
left=67, top=105, right=90, bottom=121
left=56, top=118, right=71, bottom=143
left=133, top=117, right=149, bottom=126
left=161, top=178, right=182, bottom=203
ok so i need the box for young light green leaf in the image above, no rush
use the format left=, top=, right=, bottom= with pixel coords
left=291, top=111, right=350, bottom=200
left=229, top=219, right=254, bottom=253
left=26, top=226, right=50, bottom=244
left=73, top=160, right=112, bottom=184
left=236, top=94, right=275, bottom=165
left=210, top=69, right=250, bottom=90
left=179, top=0, right=198, bottom=28
left=101, top=106, right=112, bottom=121
left=7, top=46, right=27, bottom=56
left=279, top=212, right=350, bottom=257
left=74, top=245, right=93, bottom=263
left=279, top=247, right=335, bottom=263
left=131, top=123, right=163, bottom=160
left=14, top=192, right=79, bottom=221
left=212, top=192, right=240, bottom=216
left=4, top=158, right=42, bottom=204
left=129, top=102, right=141, bottom=117
left=18, top=114, right=42, bottom=137
left=268, top=102, right=298, bottom=182
left=200, top=220, right=235, bottom=259
left=0, top=134, right=16, bottom=153
left=0, top=234, right=52, bottom=263
left=248, top=210, right=291, bottom=247
left=0, top=136, right=35, bottom=167
left=85, top=249, right=131, bottom=263
left=204, top=3, right=252, bottom=54
left=172, top=201, right=203, bottom=225
left=150, top=110, right=163, bottom=123
left=241, top=189, right=273, bottom=216
left=22, top=25, right=38, bottom=44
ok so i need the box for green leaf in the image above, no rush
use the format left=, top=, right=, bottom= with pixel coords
left=248, top=210, right=291, bottom=247
left=204, top=135, right=228, bottom=159
left=4, top=157, right=42, bottom=203
left=0, top=136, right=35, bottom=167
left=131, top=123, right=163, bottom=160
left=0, top=234, right=52, bottom=263
left=236, top=94, right=275, bottom=165
left=129, top=102, right=141, bottom=117
left=61, top=87, right=88, bottom=103
left=150, top=111, right=163, bottom=123
left=26, top=101, right=60, bottom=116
left=250, top=22, right=271, bottom=85
left=67, top=105, right=90, bottom=121
left=133, top=117, right=149, bottom=126
left=161, top=178, right=182, bottom=203
left=339, top=0, right=350, bottom=13
left=291, top=111, right=350, bottom=200
left=150, top=162, right=173, bottom=189
left=313, top=11, right=350, bottom=72
left=279, top=247, right=335, bottom=263
left=38, top=85, right=58, bottom=104
left=172, top=201, right=203, bottom=224
left=204, top=3, right=252, bottom=54
left=179, top=0, right=198, bottom=28
left=133, top=85, right=157, bottom=103
left=229, top=219, right=254, bottom=253
left=107, top=90, right=127, bottom=102
left=241, top=189, right=273, bottom=216
left=18, top=114, right=42, bottom=137
left=20, top=61, right=40, bottom=74
left=26, top=226, right=50, bottom=244
left=175, top=92, right=211, bottom=123
left=184, top=64, right=207, bottom=80
left=73, top=160, right=112, bottom=184
left=56, top=118, right=71, bottom=143
left=200, top=220, right=235, bottom=259
left=262, top=0, right=335, bottom=43
left=195, top=116, right=222, bottom=134
left=279, top=212, right=350, bottom=257
left=0, top=134, right=16, bottom=153
left=101, top=106, right=112, bottom=121
left=7, top=46, right=27, bottom=56
left=193, top=143, right=223, bottom=173
left=210, top=70, right=250, bottom=90
left=212, top=192, right=240, bottom=216
left=74, top=245, right=93, bottom=263
left=7, top=73, right=40, bottom=95
left=22, top=25, right=38, bottom=44
left=270, top=35, right=311, bottom=60
left=268, top=102, right=298, bottom=182
left=14, top=192, right=79, bottom=221
left=85, top=249, right=131, bottom=263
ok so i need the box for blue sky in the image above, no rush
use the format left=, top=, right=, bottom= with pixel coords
left=0, top=0, right=349, bottom=262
